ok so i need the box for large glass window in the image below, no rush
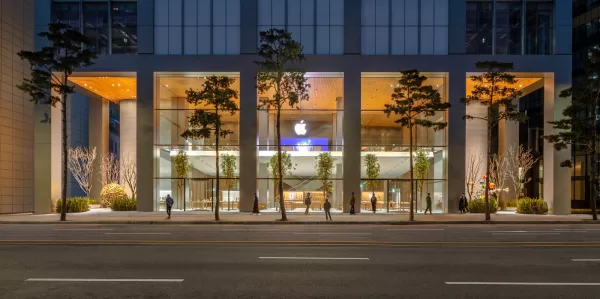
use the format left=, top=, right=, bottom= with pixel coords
left=111, top=2, right=137, bottom=54
left=495, top=1, right=522, bottom=55
left=466, top=1, right=493, bottom=54
left=51, top=3, right=80, bottom=29
left=525, top=1, right=553, bottom=55
left=361, top=73, right=448, bottom=213
left=83, top=3, right=110, bottom=55
left=154, top=73, right=241, bottom=211
left=256, top=74, right=344, bottom=212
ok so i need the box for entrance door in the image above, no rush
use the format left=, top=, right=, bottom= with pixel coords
left=188, top=179, right=213, bottom=211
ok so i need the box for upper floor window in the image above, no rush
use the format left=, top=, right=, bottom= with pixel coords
left=51, top=3, right=80, bottom=29
left=83, top=3, right=110, bottom=55
left=112, top=3, right=138, bottom=54
left=466, top=1, right=493, bottom=54
left=525, top=2, right=553, bottom=55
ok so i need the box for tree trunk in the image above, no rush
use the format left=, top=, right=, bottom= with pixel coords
left=215, top=115, right=220, bottom=221
left=409, top=123, right=415, bottom=221
left=485, top=117, right=492, bottom=221
left=60, top=92, right=68, bottom=221
left=591, top=97, right=598, bottom=220
left=277, top=105, right=287, bottom=221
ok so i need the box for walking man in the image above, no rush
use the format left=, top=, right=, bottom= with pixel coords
left=424, top=193, right=433, bottom=215
left=165, top=194, right=174, bottom=219
left=324, top=197, right=332, bottom=221
left=252, top=193, right=260, bottom=215
left=370, top=192, right=377, bottom=213
left=459, top=193, right=467, bottom=213
left=350, top=192, right=356, bottom=215
left=304, top=192, right=312, bottom=215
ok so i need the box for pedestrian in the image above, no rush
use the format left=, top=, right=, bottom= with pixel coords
left=370, top=192, right=377, bottom=213
left=252, top=193, right=260, bottom=215
left=304, top=192, right=312, bottom=215
left=350, top=192, right=356, bottom=215
left=459, top=193, right=466, bottom=213
left=324, top=197, right=332, bottom=221
left=424, top=193, right=433, bottom=215
left=165, top=194, right=174, bottom=219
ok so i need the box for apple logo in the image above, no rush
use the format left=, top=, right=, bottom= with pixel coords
left=294, top=120, right=307, bottom=135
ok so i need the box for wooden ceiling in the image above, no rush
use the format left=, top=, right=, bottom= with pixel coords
left=69, top=77, right=136, bottom=102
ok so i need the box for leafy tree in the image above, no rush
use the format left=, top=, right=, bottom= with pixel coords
left=268, top=152, right=296, bottom=211
left=544, top=50, right=600, bottom=220
left=255, top=29, right=310, bottom=221
left=181, top=76, right=239, bottom=221
left=220, top=154, right=237, bottom=211
left=461, top=61, right=527, bottom=221
left=384, top=70, right=450, bottom=221
left=315, top=152, right=336, bottom=200
left=172, top=149, right=191, bottom=210
left=17, top=23, right=96, bottom=221
left=364, top=154, right=380, bottom=196
left=414, top=148, right=430, bottom=213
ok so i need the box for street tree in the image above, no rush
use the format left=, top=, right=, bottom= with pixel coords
left=67, top=146, right=97, bottom=198
left=461, top=61, right=527, bottom=221
left=220, top=154, right=237, bottom=211
left=268, top=152, right=295, bottom=211
left=316, top=152, right=336, bottom=201
left=384, top=70, right=450, bottom=221
left=181, top=76, right=239, bottom=221
left=17, top=23, right=96, bottom=221
left=172, top=149, right=191, bottom=210
left=414, top=148, right=430, bottom=213
left=255, top=29, right=310, bottom=221
left=544, top=49, right=600, bottom=220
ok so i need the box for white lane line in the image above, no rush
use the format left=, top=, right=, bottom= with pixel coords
left=388, top=229, right=444, bottom=231
left=445, top=282, right=600, bottom=286
left=491, top=233, right=560, bottom=235
left=293, top=233, right=372, bottom=235
left=104, top=233, right=171, bottom=235
left=222, top=229, right=281, bottom=231
left=571, top=259, right=600, bottom=262
left=553, top=229, right=588, bottom=232
left=26, top=278, right=183, bottom=282
left=52, top=229, right=114, bottom=231
left=259, top=257, right=369, bottom=260
left=488, top=231, right=558, bottom=233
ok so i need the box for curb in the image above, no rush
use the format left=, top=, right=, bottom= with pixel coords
left=0, top=220, right=598, bottom=225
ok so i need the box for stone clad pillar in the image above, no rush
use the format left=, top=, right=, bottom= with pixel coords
left=343, top=70, right=361, bottom=213
left=88, top=96, right=109, bottom=200
left=448, top=69, right=467, bottom=213
left=120, top=99, right=137, bottom=198
left=239, top=70, right=257, bottom=212
left=136, top=69, right=154, bottom=211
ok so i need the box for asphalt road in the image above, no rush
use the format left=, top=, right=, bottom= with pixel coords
left=0, top=224, right=600, bottom=298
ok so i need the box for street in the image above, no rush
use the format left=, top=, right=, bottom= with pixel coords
left=0, top=224, right=599, bottom=298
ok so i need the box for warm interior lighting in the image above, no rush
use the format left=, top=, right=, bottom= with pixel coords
left=69, top=77, right=137, bottom=102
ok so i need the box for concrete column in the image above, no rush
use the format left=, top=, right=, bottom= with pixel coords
left=120, top=99, right=137, bottom=198
left=239, top=71, right=257, bottom=212
left=88, top=97, right=109, bottom=200
left=335, top=97, right=344, bottom=147
left=343, top=70, right=361, bottom=213
left=448, top=70, right=467, bottom=213
left=136, top=69, right=154, bottom=211
left=543, top=73, right=571, bottom=215
left=33, top=104, right=53, bottom=213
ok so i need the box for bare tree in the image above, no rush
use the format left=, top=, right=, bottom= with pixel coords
left=121, top=154, right=137, bottom=199
left=506, top=143, right=539, bottom=199
left=67, top=146, right=97, bottom=197
left=465, top=151, right=484, bottom=202
left=489, top=153, right=508, bottom=209
left=100, top=153, right=120, bottom=187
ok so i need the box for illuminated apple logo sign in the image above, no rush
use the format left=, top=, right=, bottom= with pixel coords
left=294, top=120, right=307, bottom=135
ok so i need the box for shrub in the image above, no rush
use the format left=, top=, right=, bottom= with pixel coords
left=56, top=197, right=90, bottom=213
left=517, top=197, right=548, bottom=215
left=468, top=196, right=498, bottom=214
left=100, top=184, right=128, bottom=208
left=88, top=198, right=99, bottom=205
left=506, top=199, right=518, bottom=208
left=111, top=196, right=137, bottom=211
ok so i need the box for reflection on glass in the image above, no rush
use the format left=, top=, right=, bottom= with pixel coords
left=83, top=3, right=109, bottom=55
left=111, top=2, right=137, bottom=54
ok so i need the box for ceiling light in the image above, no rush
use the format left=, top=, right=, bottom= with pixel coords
left=519, top=84, right=522, bottom=87
left=118, top=84, right=121, bottom=87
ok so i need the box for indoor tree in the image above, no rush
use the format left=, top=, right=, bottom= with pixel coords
left=414, top=148, right=430, bottom=213
left=383, top=70, right=450, bottom=221
left=100, top=153, right=120, bottom=187
left=364, top=153, right=381, bottom=203
left=17, top=23, right=96, bottom=221
left=544, top=49, right=600, bottom=220
left=489, top=152, right=508, bottom=210
left=181, top=76, right=239, bottom=221
left=221, top=154, right=237, bottom=211
left=172, top=149, right=191, bottom=211
left=461, top=61, right=527, bottom=221
left=316, top=152, right=336, bottom=202
left=121, top=153, right=137, bottom=200
left=255, top=29, right=310, bottom=221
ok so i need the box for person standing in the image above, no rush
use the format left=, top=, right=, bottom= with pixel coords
left=252, top=193, right=260, bottom=215
left=350, top=192, right=356, bottom=215
left=165, top=194, right=174, bottom=219
left=370, top=192, right=377, bottom=213
left=459, top=193, right=467, bottom=213
left=424, top=193, right=432, bottom=215
left=304, top=192, right=312, bottom=215
left=324, top=197, right=332, bottom=221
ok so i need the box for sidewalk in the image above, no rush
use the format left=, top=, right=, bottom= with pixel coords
left=0, top=209, right=596, bottom=224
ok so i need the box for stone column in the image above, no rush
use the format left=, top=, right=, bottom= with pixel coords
left=448, top=69, right=467, bottom=213
left=120, top=99, right=137, bottom=198
left=543, top=73, right=571, bottom=215
left=33, top=104, right=53, bottom=213
left=343, top=70, right=361, bottom=213
left=88, top=96, right=109, bottom=200
left=136, top=69, right=154, bottom=211
left=239, top=70, right=257, bottom=212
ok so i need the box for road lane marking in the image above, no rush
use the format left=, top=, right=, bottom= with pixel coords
left=26, top=278, right=183, bottom=282
left=293, top=233, right=372, bottom=235
left=571, top=259, right=600, bottom=262
left=259, top=257, right=369, bottom=260
left=104, top=233, right=171, bottom=235
left=222, top=229, right=281, bottom=231
left=387, top=229, right=444, bottom=231
left=488, top=231, right=559, bottom=233
left=52, top=229, right=114, bottom=231
left=445, top=282, right=600, bottom=286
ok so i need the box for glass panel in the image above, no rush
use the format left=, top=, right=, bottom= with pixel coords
left=466, top=1, right=493, bottom=55
left=525, top=2, right=553, bottom=55
left=83, top=3, right=109, bottom=55
left=111, top=2, right=137, bottom=54
left=495, top=2, right=521, bottom=55
left=51, top=3, right=80, bottom=29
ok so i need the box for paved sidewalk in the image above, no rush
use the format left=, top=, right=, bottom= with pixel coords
left=0, top=209, right=596, bottom=224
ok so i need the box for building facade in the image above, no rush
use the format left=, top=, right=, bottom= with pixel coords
left=19, top=0, right=572, bottom=215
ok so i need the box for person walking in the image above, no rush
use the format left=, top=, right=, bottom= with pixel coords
left=324, top=197, right=332, bottom=221
left=350, top=192, right=356, bottom=215
left=424, top=193, right=432, bottom=215
left=459, top=193, right=467, bottom=213
left=165, top=194, right=174, bottom=219
left=370, top=192, right=377, bottom=213
left=252, top=193, right=260, bottom=215
left=304, top=192, right=312, bottom=215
